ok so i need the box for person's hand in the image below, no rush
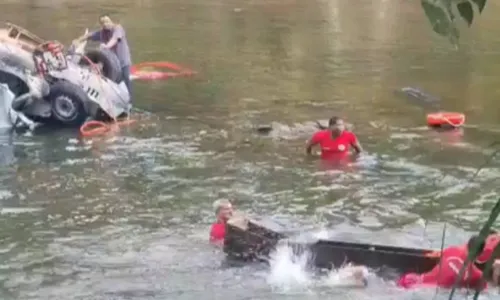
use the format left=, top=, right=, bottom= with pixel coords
left=99, top=43, right=107, bottom=50
left=493, top=259, right=500, bottom=285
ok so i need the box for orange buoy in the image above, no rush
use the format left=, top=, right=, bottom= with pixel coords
left=426, top=112, right=465, bottom=128
left=130, top=61, right=197, bottom=81
left=79, top=119, right=136, bottom=138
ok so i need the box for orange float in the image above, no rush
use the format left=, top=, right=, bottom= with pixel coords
left=130, top=61, right=197, bottom=81
left=79, top=119, right=136, bottom=138
left=426, top=112, right=465, bottom=128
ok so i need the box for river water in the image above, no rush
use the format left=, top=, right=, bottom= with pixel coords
left=2, top=0, right=500, bottom=299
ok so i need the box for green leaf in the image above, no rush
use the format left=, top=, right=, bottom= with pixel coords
left=421, top=0, right=454, bottom=36
left=448, top=26, right=460, bottom=46
left=457, top=1, right=474, bottom=26
left=471, top=0, right=487, bottom=13
left=472, top=242, right=500, bottom=299
left=448, top=198, right=500, bottom=300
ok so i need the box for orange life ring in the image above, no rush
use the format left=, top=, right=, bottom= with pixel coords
left=79, top=119, right=136, bottom=138
left=130, top=61, right=196, bottom=81
left=426, top=112, right=465, bottom=127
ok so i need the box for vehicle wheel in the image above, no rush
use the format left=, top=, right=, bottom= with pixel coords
left=80, top=49, right=122, bottom=83
left=47, top=81, right=89, bottom=126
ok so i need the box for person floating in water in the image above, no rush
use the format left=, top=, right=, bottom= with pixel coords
left=209, top=199, right=234, bottom=246
left=398, top=235, right=488, bottom=290
left=473, top=230, right=500, bottom=266
left=306, top=116, right=362, bottom=160
left=73, top=14, right=133, bottom=102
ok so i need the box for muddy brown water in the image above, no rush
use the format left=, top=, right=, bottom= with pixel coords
left=1, top=0, right=500, bottom=299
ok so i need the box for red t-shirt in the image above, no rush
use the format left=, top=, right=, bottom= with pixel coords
left=475, top=234, right=500, bottom=264
left=310, top=130, right=358, bottom=160
left=398, top=246, right=486, bottom=290
left=209, top=222, right=225, bottom=244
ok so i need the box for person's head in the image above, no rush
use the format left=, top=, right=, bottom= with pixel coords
left=467, top=235, right=486, bottom=256
left=328, top=116, right=345, bottom=134
left=99, top=14, right=115, bottom=30
left=213, top=199, right=233, bottom=222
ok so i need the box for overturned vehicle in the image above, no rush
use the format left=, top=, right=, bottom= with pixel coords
left=223, top=215, right=500, bottom=283
left=0, top=23, right=130, bottom=129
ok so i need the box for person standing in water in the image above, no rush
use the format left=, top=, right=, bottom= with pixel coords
left=73, top=14, right=133, bottom=101
left=306, top=116, right=362, bottom=160
left=209, top=199, right=234, bottom=246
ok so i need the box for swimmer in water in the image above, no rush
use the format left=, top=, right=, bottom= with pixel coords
left=209, top=199, right=234, bottom=246
left=338, top=265, right=370, bottom=287
left=338, top=234, right=500, bottom=290
left=306, top=116, right=362, bottom=160
left=398, top=235, right=487, bottom=290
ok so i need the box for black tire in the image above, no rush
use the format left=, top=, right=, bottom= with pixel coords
left=80, top=49, right=122, bottom=83
left=47, top=81, right=89, bottom=126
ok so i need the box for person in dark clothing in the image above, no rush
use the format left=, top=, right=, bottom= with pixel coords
left=73, top=14, right=133, bottom=102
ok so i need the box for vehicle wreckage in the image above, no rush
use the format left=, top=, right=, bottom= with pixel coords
left=223, top=215, right=499, bottom=283
left=0, top=22, right=131, bottom=130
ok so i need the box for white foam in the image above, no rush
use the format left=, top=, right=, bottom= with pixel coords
left=266, top=242, right=372, bottom=293
left=267, top=242, right=311, bottom=292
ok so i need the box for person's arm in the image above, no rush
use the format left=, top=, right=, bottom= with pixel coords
left=73, top=30, right=100, bottom=45
left=419, top=263, right=441, bottom=284
left=306, top=132, right=322, bottom=155
left=209, top=224, right=225, bottom=247
left=469, top=267, right=487, bottom=291
left=419, top=249, right=455, bottom=285
left=492, top=259, right=500, bottom=286
left=101, top=26, right=124, bottom=49
left=350, top=133, right=363, bottom=154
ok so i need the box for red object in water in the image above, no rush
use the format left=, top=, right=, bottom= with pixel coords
left=426, top=112, right=465, bottom=127
left=130, top=61, right=197, bottom=81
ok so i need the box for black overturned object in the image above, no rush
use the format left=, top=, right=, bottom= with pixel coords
left=255, top=121, right=327, bottom=135
left=223, top=217, right=496, bottom=281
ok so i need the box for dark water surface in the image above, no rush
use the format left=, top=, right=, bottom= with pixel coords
left=2, top=0, right=500, bottom=299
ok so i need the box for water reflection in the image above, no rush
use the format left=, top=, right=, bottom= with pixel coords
left=0, top=131, right=16, bottom=167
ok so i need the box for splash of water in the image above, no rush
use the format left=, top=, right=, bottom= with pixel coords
left=321, top=264, right=370, bottom=288
left=266, top=240, right=372, bottom=294
left=267, top=242, right=312, bottom=293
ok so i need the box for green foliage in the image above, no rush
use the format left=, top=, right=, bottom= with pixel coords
left=447, top=198, right=500, bottom=300
left=421, top=0, right=487, bottom=45
left=421, top=1, right=490, bottom=299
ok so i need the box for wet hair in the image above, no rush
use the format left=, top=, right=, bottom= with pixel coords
left=328, top=116, right=341, bottom=127
left=98, top=14, right=113, bottom=21
left=212, top=199, right=232, bottom=215
left=467, top=235, right=486, bottom=255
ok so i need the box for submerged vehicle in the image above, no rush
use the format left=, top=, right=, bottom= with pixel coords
left=0, top=22, right=130, bottom=128
left=223, top=216, right=498, bottom=282
left=0, top=81, right=35, bottom=130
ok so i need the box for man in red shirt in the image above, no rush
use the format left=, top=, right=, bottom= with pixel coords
left=398, top=235, right=487, bottom=290
left=474, top=231, right=500, bottom=265
left=209, top=199, right=234, bottom=246
left=306, top=116, right=362, bottom=160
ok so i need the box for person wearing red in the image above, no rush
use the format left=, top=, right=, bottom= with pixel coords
left=398, top=235, right=487, bottom=290
left=474, top=231, right=500, bottom=265
left=209, top=199, right=233, bottom=246
left=306, top=116, right=362, bottom=160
